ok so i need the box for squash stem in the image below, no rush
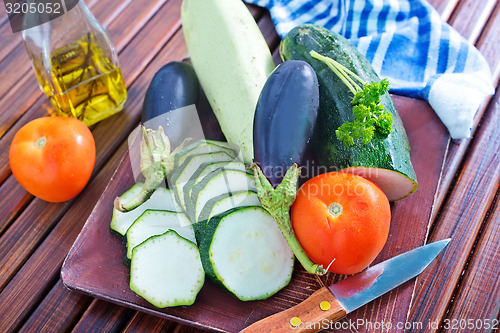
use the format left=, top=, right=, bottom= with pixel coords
left=310, top=50, right=364, bottom=95
left=251, top=163, right=327, bottom=275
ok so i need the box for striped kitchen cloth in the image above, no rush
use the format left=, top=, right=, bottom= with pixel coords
left=244, top=0, right=495, bottom=139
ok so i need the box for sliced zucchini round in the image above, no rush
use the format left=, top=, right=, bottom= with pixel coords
left=130, top=230, right=204, bottom=308
left=171, top=152, right=235, bottom=209
left=187, top=169, right=256, bottom=221
left=341, top=167, right=418, bottom=201
left=176, top=141, right=237, bottom=167
left=197, top=190, right=260, bottom=223
left=183, top=161, right=248, bottom=212
left=126, top=210, right=195, bottom=259
left=197, top=207, right=294, bottom=301
left=110, top=185, right=181, bottom=236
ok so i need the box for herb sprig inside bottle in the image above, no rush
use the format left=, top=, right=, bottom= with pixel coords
left=310, top=50, right=393, bottom=147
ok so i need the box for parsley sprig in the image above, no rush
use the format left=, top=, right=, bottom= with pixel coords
left=310, top=50, right=393, bottom=147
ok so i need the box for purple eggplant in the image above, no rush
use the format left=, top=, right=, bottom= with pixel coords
left=253, top=60, right=319, bottom=187
left=141, top=61, right=202, bottom=148
left=251, top=60, right=325, bottom=275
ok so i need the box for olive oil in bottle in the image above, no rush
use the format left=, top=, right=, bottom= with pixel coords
left=37, top=33, right=127, bottom=126
left=22, top=1, right=127, bottom=126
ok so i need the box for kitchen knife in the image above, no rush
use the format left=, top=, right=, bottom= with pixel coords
left=240, top=239, right=451, bottom=333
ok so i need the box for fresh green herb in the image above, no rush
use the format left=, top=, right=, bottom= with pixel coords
left=310, top=50, right=393, bottom=147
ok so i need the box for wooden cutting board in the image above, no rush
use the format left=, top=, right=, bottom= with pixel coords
left=61, top=94, right=449, bottom=333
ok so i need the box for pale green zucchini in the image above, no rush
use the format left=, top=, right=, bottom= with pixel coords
left=176, top=139, right=239, bottom=158
left=181, top=0, right=276, bottom=164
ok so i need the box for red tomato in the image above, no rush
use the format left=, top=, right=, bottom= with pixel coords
left=291, top=172, right=390, bottom=275
left=9, top=117, right=96, bottom=202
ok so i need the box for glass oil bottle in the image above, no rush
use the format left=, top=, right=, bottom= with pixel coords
left=21, top=1, right=127, bottom=126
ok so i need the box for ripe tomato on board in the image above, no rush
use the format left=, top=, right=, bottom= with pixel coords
left=9, top=117, right=96, bottom=203
left=291, top=172, right=391, bottom=275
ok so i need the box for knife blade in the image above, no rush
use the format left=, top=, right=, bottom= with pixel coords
left=240, top=239, right=450, bottom=333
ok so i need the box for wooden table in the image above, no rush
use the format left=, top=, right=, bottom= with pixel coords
left=0, top=0, right=498, bottom=332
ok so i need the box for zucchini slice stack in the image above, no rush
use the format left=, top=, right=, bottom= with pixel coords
left=111, top=139, right=294, bottom=307
left=171, top=140, right=294, bottom=301
left=112, top=187, right=202, bottom=308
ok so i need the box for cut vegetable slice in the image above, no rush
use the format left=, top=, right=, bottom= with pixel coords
left=171, top=152, right=236, bottom=209
left=171, top=151, right=235, bottom=185
left=199, top=139, right=240, bottom=154
left=183, top=161, right=248, bottom=211
left=130, top=230, right=205, bottom=308
left=176, top=161, right=229, bottom=210
left=187, top=169, right=256, bottom=221
left=110, top=184, right=181, bottom=236
left=177, top=139, right=238, bottom=157
left=197, top=207, right=294, bottom=301
left=126, top=210, right=195, bottom=259
left=340, top=167, right=418, bottom=201
left=176, top=141, right=237, bottom=167
left=197, top=190, right=260, bottom=223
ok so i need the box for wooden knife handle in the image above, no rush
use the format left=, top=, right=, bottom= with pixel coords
left=240, top=287, right=347, bottom=333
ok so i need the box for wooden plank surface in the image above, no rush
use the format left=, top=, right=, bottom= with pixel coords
left=422, top=7, right=500, bottom=329
left=71, top=300, right=135, bottom=333
left=434, top=0, right=500, bottom=212
left=0, top=0, right=182, bottom=292
left=0, top=0, right=498, bottom=332
left=0, top=141, right=128, bottom=332
left=0, top=0, right=186, bottom=329
left=0, top=7, right=8, bottom=24
left=122, top=312, right=176, bottom=333
left=445, top=191, right=500, bottom=330
left=426, top=0, right=459, bottom=20
left=407, top=78, right=500, bottom=332
left=18, top=280, right=93, bottom=333
left=448, top=0, right=498, bottom=43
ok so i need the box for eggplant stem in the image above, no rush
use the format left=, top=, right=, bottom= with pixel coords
left=115, top=169, right=164, bottom=211
left=114, top=126, right=175, bottom=212
left=251, top=163, right=327, bottom=275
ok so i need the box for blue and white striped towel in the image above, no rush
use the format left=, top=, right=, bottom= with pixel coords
left=243, top=0, right=495, bottom=139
